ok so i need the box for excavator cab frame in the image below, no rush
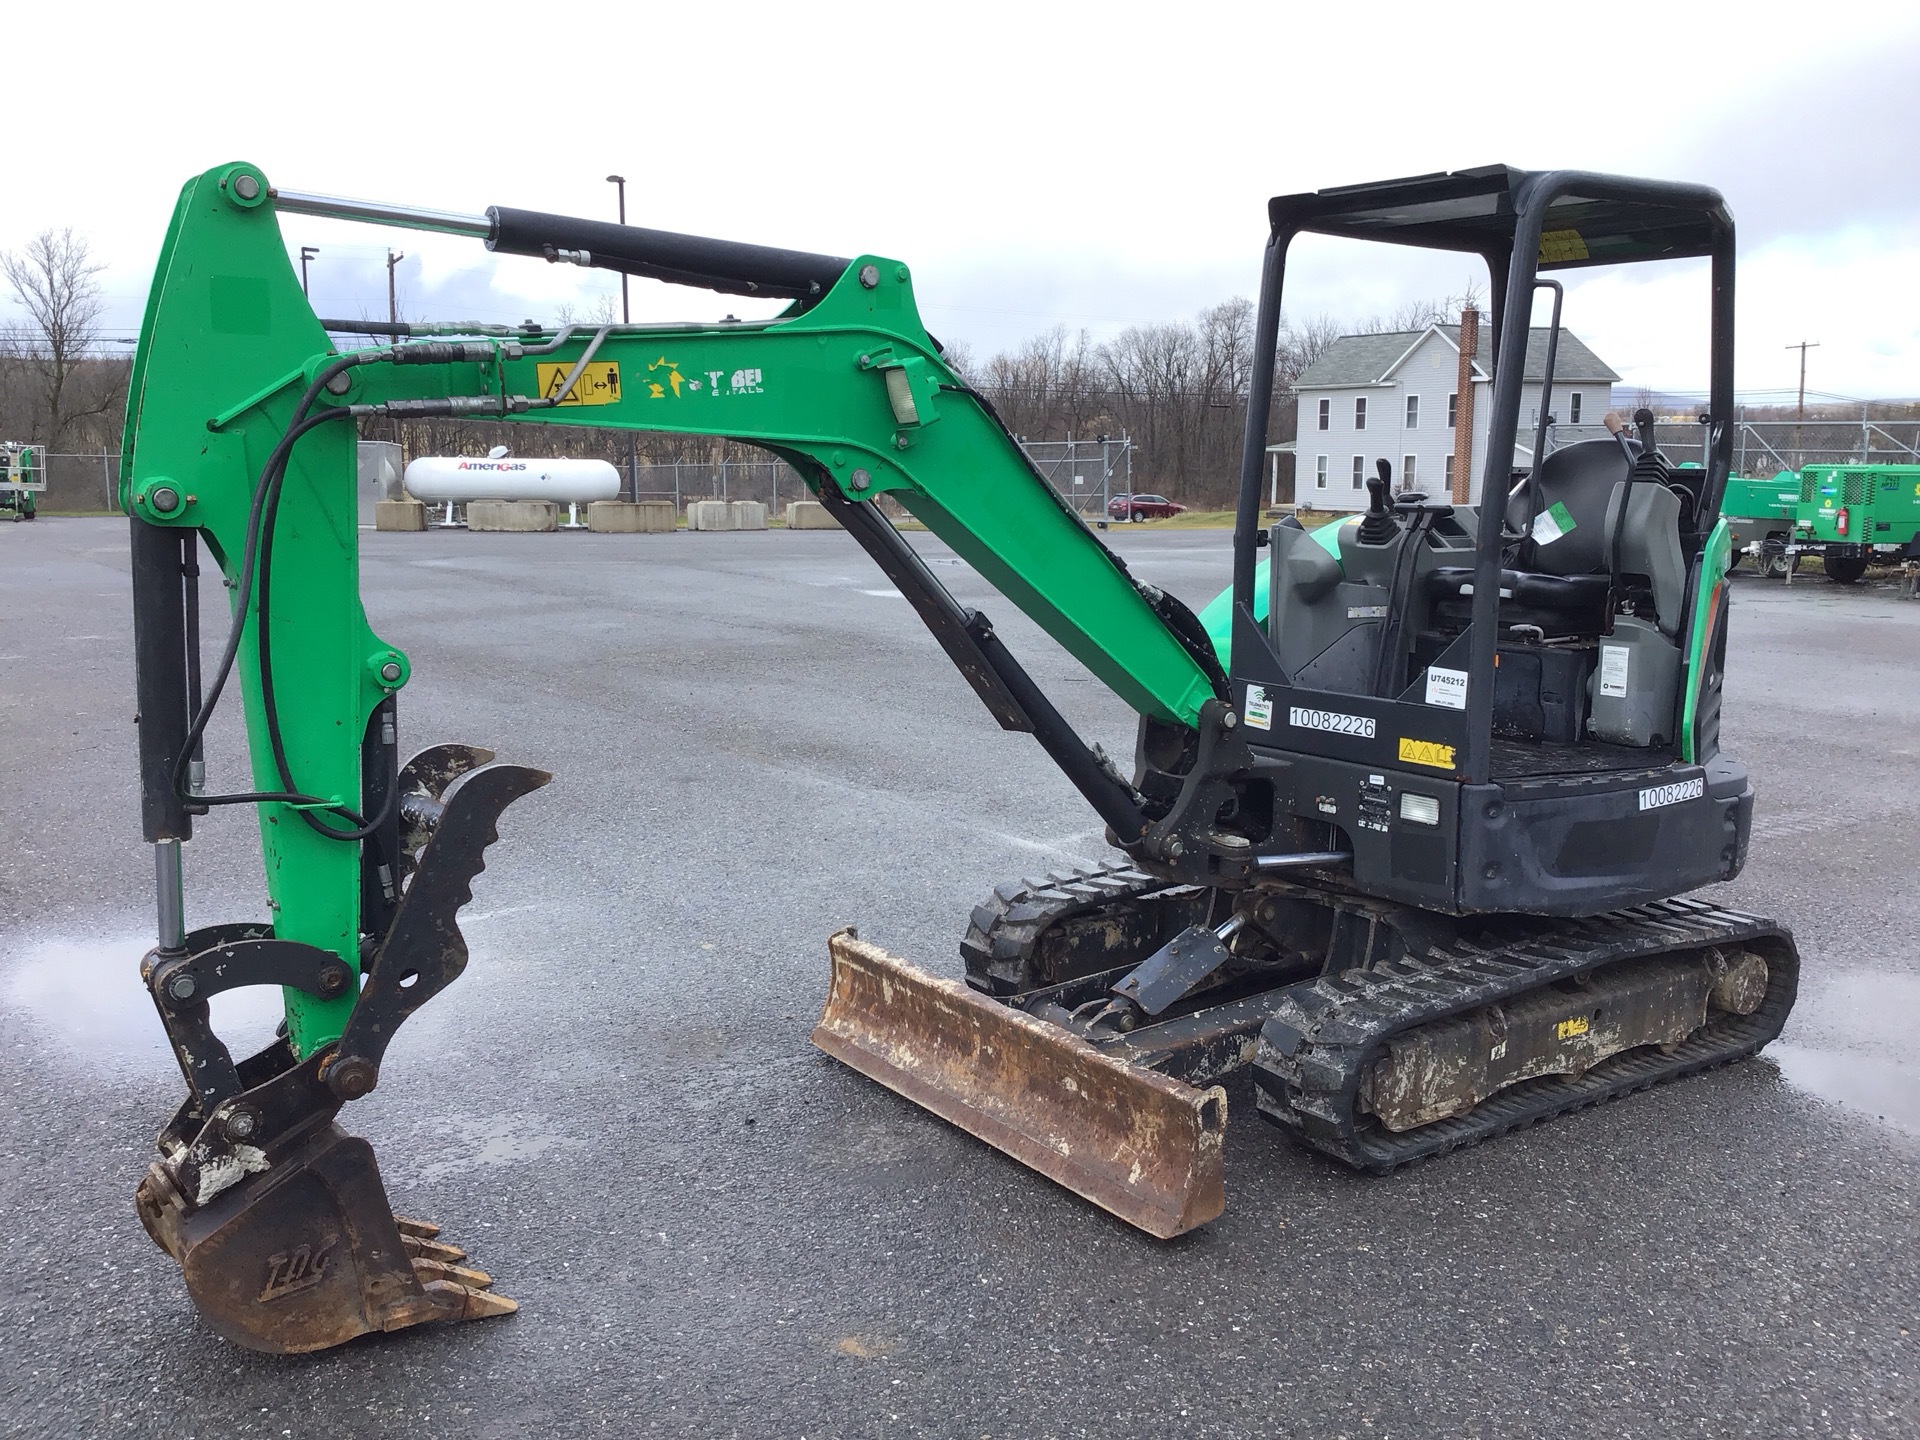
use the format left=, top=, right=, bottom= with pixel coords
left=1204, top=166, right=1748, bottom=918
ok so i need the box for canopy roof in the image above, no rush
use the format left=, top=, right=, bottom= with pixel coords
left=1268, top=166, right=1730, bottom=270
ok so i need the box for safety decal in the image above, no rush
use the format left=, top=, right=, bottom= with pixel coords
left=1638, top=776, right=1704, bottom=811
left=1290, top=707, right=1375, bottom=738
left=1599, top=644, right=1630, bottom=698
left=1538, top=229, right=1590, bottom=263
left=1397, top=737, right=1455, bottom=770
left=536, top=361, right=621, bottom=406
left=1531, top=500, right=1577, bottom=545
left=1244, top=685, right=1274, bottom=731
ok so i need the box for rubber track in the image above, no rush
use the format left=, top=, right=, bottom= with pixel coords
left=1253, top=897, right=1799, bottom=1171
left=960, top=860, right=1197, bottom=995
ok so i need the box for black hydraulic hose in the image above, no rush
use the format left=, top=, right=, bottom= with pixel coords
left=174, top=351, right=374, bottom=819
left=253, top=429, right=398, bottom=842
left=175, top=406, right=362, bottom=814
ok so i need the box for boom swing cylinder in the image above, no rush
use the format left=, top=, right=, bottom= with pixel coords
left=121, top=161, right=1796, bottom=1354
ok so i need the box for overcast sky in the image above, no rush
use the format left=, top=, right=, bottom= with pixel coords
left=9, top=0, right=1917, bottom=402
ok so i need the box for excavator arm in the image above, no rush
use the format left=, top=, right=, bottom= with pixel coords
left=122, top=163, right=1235, bottom=1350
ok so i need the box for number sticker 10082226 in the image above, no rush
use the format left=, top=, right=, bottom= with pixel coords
left=1289, top=707, right=1377, bottom=739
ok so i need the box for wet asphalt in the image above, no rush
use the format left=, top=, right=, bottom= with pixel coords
left=0, top=518, right=1914, bottom=1440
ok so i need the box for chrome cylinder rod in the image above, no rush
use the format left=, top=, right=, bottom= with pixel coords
left=154, top=839, right=186, bottom=953
left=1254, top=850, right=1353, bottom=871
left=269, top=189, right=491, bottom=240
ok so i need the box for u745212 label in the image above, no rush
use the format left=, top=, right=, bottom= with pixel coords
left=1638, top=776, right=1704, bottom=811
left=1289, top=707, right=1376, bottom=738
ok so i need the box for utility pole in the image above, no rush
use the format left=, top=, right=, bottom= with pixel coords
left=1786, top=340, right=1819, bottom=421
left=299, top=246, right=319, bottom=298
left=387, top=250, right=406, bottom=332
left=607, top=174, right=639, bottom=503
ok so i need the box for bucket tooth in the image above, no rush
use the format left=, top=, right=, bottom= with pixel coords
left=411, top=1257, right=496, bottom=1289
left=393, top=1216, right=442, bottom=1239
left=423, top=1280, right=519, bottom=1320
left=401, top=1233, right=469, bottom=1264
left=812, top=930, right=1227, bottom=1239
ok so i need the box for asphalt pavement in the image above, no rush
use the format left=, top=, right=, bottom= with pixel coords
left=0, top=518, right=1914, bottom=1439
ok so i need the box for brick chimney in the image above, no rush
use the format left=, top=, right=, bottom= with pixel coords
left=1451, top=306, right=1478, bottom=503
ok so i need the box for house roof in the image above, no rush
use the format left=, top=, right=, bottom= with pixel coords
left=1295, top=324, right=1620, bottom=390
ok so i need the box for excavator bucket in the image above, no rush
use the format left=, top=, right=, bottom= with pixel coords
left=812, top=931, right=1227, bottom=1238
left=136, top=1121, right=513, bottom=1354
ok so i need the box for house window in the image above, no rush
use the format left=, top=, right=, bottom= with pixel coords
left=1315, top=455, right=1328, bottom=490
left=1444, top=454, right=1455, bottom=488
left=1447, top=393, right=1458, bottom=428
left=1570, top=391, right=1583, bottom=424
left=1351, top=455, right=1365, bottom=490
left=1317, top=398, right=1330, bottom=431
left=1405, top=395, right=1419, bottom=429
left=1354, top=397, right=1367, bottom=431
left=1402, top=455, right=1417, bottom=488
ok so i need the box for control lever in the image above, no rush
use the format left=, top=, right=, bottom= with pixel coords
left=1357, top=459, right=1398, bottom=545
left=1634, top=406, right=1659, bottom=457
left=1603, top=410, right=1638, bottom=466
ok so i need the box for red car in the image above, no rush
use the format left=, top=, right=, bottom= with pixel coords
left=1108, top=493, right=1186, bottom=521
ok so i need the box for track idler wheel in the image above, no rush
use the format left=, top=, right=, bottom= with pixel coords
left=136, top=1123, right=511, bottom=1354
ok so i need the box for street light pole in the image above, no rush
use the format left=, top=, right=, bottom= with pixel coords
left=1786, top=340, right=1819, bottom=421
left=300, top=246, right=319, bottom=298
left=387, top=249, right=405, bottom=331
left=607, top=174, right=639, bottom=504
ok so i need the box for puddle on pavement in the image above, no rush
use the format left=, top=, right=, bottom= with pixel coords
left=409, top=1115, right=585, bottom=1183
left=1, top=933, right=283, bottom=1075
left=1765, top=968, right=1920, bottom=1138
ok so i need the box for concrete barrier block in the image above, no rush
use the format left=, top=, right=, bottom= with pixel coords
left=374, top=499, right=427, bottom=532
left=686, top=500, right=735, bottom=531
left=587, top=500, right=676, bottom=533
left=729, top=500, right=768, bottom=530
left=467, top=500, right=558, bottom=532
left=783, top=500, right=838, bottom=529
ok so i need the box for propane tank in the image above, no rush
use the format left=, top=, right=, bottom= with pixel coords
left=403, top=449, right=620, bottom=504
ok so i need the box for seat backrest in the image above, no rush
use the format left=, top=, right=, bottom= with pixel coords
left=1511, top=438, right=1630, bottom=577
left=1605, top=480, right=1688, bottom=637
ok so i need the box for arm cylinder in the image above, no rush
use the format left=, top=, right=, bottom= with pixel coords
left=485, top=207, right=849, bottom=300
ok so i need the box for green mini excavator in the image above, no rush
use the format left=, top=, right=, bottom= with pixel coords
left=123, top=162, right=1796, bottom=1353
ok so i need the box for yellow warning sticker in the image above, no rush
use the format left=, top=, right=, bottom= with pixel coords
left=535, top=361, right=621, bottom=406
left=1397, top=737, right=1455, bottom=770
left=1555, top=1016, right=1591, bottom=1040
left=1538, top=229, right=1590, bottom=263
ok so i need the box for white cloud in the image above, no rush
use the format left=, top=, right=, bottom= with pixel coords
left=7, top=0, right=1917, bottom=396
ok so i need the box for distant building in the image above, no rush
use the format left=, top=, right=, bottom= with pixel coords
left=1277, top=311, right=1620, bottom=511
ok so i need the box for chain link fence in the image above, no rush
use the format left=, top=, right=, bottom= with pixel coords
left=25, top=452, right=121, bottom=513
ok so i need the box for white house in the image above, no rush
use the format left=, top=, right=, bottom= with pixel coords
left=1279, top=316, right=1619, bottom=511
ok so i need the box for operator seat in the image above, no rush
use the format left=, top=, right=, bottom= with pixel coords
left=1422, top=439, right=1691, bottom=637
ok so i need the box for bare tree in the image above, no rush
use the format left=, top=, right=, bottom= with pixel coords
left=1277, top=313, right=1342, bottom=386
left=2, top=229, right=125, bottom=450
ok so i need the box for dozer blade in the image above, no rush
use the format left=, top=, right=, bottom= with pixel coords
left=136, top=1120, right=513, bottom=1355
left=813, top=931, right=1227, bottom=1239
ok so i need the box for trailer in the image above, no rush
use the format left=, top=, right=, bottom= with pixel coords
left=1791, top=463, right=1920, bottom=583
left=1719, top=470, right=1799, bottom=577
left=0, top=442, right=42, bottom=521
